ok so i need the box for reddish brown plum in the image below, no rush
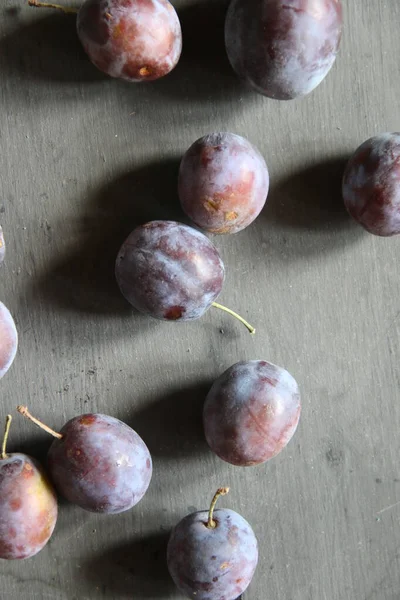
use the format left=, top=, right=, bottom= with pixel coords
left=178, top=133, right=269, bottom=234
left=0, top=417, right=58, bottom=560
left=77, top=0, right=182, bottom=82
left=18, top=408, right=152, bottom=514
left=0, top=226, right=5, bottom=264
left=0, top=302, right=18, bottom=380
left=342, top=133, right=400, bottom=236
left=225, top=0, right=343, bottom=100
left=115, top=221, right=225, bottom=322
left=48, top=414, right=152, bottom=513
left=167, top=488, right=258, bottom=600
left=204, top=360, right=301, bottom=466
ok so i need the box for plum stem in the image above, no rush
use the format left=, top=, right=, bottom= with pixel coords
left=1, top=415, right=12, bottom=459
left=207, top=487, right=230, bottom=529
left=17, top=406, right=63, bottom=440
left=212, top=302, right=255, bottom=335
left=28, top=0, right=78, bottom=14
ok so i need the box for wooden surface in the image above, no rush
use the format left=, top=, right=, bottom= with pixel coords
left=1, top=1, right=400, bottom=598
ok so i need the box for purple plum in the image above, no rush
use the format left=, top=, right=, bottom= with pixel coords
left=167, top=487, right=258, bottom=600
left=203, top=360, right=301, bottom=466
left=115, top=221, right=225, bottom=322
left=178, top=133, right=270, bottom=234
left=342, top=133, right=400, bottom=236
left=225, top=0, right=343, bottom=100
left=17, top=408, right=152, bottom=514
left=0, top=302, right=18, bottom=380
left=0, top=416, right=58, bottom=560
left=77, top=0, right=182, bottom=81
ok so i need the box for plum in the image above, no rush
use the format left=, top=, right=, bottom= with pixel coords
left=178, top=133, right=270, bottom=234
left=0, top=415, right=58, bottom=560
left=203, top=360, right=301, bottom=466
left=77, top=0, right=182, bottom=81
left=225, top=0, right=343, bottom=100
left=0, top=226, right=5, bottom=264
left=0, top=302, right=18, bottom=380
left=29, top=0, right=182, bottom=82
left=167, top=487, right=258, bottom=600
left=17, top=408, right=152, bottom=514
left=342, top=133, right=400, bottom=236
left=115, top=220, right=255, bottom=332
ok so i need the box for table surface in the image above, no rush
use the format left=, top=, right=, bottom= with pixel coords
left=1, top=1, right=400, bottom=599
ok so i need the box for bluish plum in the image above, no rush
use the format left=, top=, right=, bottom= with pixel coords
left=225, top=0, right=343, bottom=100
left=17, top=408, right=152, bottom=514
left=167, top=488, right=258, bottom=600
left=77, top=0, right=182, bottom=81
left=204, top=360, right=301, bottom=466
left=116, top=221, right=224, bottom=322
left=0, top=226, right=5, bottom=264
left=0, top=302, right=18, bottom=380
left=0, top=416, right=58, bottom=560
left=179, top=133, right=269, bottom=234
left=115, top=221, right=256, bottom=333
left=342, top=133, right=400, bottom=236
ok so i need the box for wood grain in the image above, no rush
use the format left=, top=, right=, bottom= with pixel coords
left=1, top=0, right=400, bottom=598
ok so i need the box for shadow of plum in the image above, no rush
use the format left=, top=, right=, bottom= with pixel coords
left=132, top=381, right=211, bottom=460
left=83, top=531, right=174, bottom=598
left=259, top=157, right=366, bottom=259
left=35, top=158, right=186, bottom=316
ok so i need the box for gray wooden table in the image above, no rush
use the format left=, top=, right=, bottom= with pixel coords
left=1, top=1, right=399, bottom=598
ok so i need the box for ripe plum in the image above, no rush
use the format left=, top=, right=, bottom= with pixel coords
left=167, top=487, right=258, bottom=600
left=179, top=133, right=269, bottom=234
left=204, top=360, right=301, bottom=466
left=225, top=0, right=343, bottom=100
left=17, top=408, right=152, bottom=514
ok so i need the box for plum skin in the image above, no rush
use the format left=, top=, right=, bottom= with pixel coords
left=203, top=360, right=301, bottom=466
left=47, top=414, right=152, bottom=514
left=178, top=133, right=270, bottom=234
left=0, top=302, right=18, bottom=380
left=225, top=0, right=343, bottom=100
left=342, top=133, right=400, bottom=236
left=0, top=454, right=57, bottom=560
left=0, top=226, right=4, bottom=264
left=77, top=0, right=182, bottom=82
left=115, top=221, right=225, bottom=321
left=167, top=508, right=258, bottom=600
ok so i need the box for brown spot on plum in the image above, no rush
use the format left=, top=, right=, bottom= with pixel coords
left=211, top=555, right=217, bottom=560
left=164, top=305, right=184, bottom=320
left=225, top=211, right=238, bottom=221
left=204, top=199, right=220, bottom=212
left=10, top=498, right=22, bottom=511
left=139, top=66, right=151, bottom=77
left=212, top=576, right=218, bottom=582
left=80, top=415, right=97, bottom=426
left=236, top=578, right=243, bottom=584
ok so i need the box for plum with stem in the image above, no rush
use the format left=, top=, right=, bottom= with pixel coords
left=115, top=220, right=256, bottom=333
left=167, top=487, right=258, bottom=600
left=0, top=415, right=58, bottom=559
left=17, top=407, right=152, bottom=514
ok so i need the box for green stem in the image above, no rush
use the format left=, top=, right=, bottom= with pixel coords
left=212, top=302, right=255, bottom=335
left=1, top=415, right=12, bottom=459
left=207, top=487, right=229, bottom=529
